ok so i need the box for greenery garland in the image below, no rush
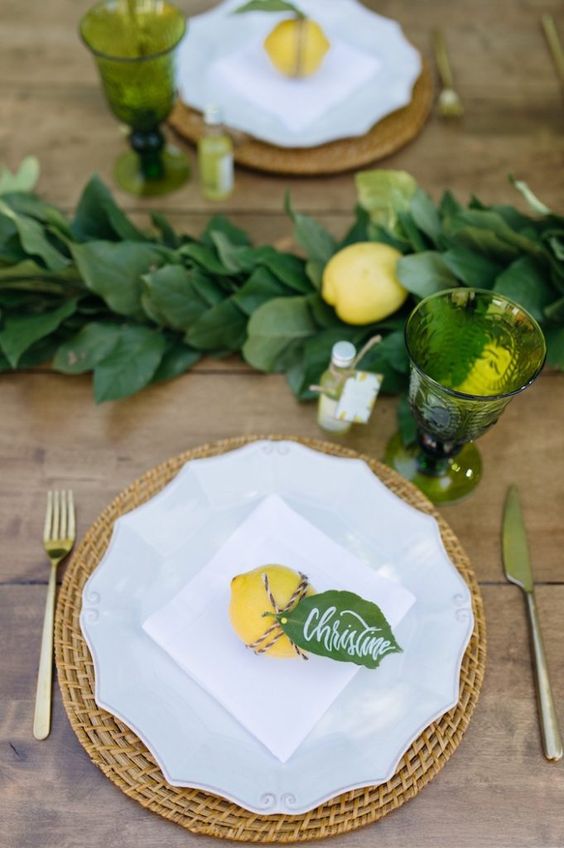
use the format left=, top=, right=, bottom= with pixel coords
left=0, top=158, right=562, bottom=406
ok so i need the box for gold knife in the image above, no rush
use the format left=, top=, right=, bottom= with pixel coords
left=502, top=485, right=563, bottom=761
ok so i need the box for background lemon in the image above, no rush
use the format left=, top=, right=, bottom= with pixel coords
left=229, top=564, right=315, bottom=658
left=322, top=242, right=409, bottom=325
left=263, top=18, right=330, bottom=78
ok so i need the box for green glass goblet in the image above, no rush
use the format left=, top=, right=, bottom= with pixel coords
left=80, top=0, right=190, bottom=196
left=385, top=288, right=546, bottom=504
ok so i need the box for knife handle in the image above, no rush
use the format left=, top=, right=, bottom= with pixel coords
left=525, top=591, right=563, bottom=761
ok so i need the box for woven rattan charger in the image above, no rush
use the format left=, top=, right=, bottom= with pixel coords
left=55, top=435, right=486, bottom=843
left=169, top=63, right=433, bottom=176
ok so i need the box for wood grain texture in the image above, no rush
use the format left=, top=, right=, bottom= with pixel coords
left=0, top=371, right=562, bottom=586
left=1, top=0, right=563, bottom=844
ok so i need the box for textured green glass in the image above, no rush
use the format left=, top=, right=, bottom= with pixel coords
left=386, top=288, right=546, bottom=504
left=80, top=0, right=190, bottom=196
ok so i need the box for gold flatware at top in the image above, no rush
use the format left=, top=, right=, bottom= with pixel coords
left=541, top=15, right=564, bottom=85
left=432, top=28, right=464, bottom=118
left=502, top=485, right=562, bottom=762
left=33, top=490, right=76, bottom=740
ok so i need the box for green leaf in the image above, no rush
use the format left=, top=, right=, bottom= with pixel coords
left=71, top=241, right=164, bottom=318
left=233, top=0, right=304, bottom=17
left=277, top=590, right=402, bottom=668
left=151, top=339, right=201, bottom=383
left=493, top=256, right=554, bottom=321
left=442, top=246, right=503, bottom=288
left=355, top=169, right=418, bottom=232
left=446, top=210, right=541, bottom=258
left=0, top=157, right=40, bottom=195
left=52, top=321, right=122, bottom=374
left=151, top=212, right=182, bottom=248
left=305, top=259, right=323, bottom=290
left=243, top=295, right=317, bottom=371
left=201, top=215, right=252, bottom=247
left=0, top=298, right=77, bottom=366
left=397, top=251, right=457, bottom=298
left=1, top=193, right=72, bottom=240
left=255, top=248, right=311, bottom=293
left=72, top=175, right=147, bottom=242
left=544, top=296, right=564, bottom=322
left=185, top=298, right=247, bottom=351
left=232, top=267, right=291, bottom=315
left=397, top=211, right=428, bottom=252
left=285, top=193, right=336, bottom=265
left=0, top=200, right=69, bottom=272
left=545, top=326, right=564, bottom=369
left=397, top=394, right=417, bottom=446
left=142, top=264, right=222, bottom=330
left=510, top=176, right=551, bottom=216
left=439, top=190, right=462, bottom=219
left=410, top=188, right=441, bottom=242
left=180, top=242, right=234, bottom=275
left=339, top=205, right=371, bottom=247
left=210, top=231, right=247, bottom=273
left=93, top=325, right=167, bottom=402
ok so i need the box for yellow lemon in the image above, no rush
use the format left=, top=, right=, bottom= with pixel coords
left=229, top=565, right=315, bottom=658
left=322, top=242, right=408, bottom=325
left=263, top=18, right=330, bottom=78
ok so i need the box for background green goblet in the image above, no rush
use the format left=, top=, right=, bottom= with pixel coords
left=80, top=0, right=190, bottom=196
left=385, top=288, right=546, bottom=504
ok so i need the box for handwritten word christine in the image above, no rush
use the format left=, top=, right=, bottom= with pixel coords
left=302, top=606, right=397, bottom=661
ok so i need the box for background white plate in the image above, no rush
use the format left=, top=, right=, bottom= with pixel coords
left=176, top=0, right=421, bottom=148
left=80, top=440, right=474, bottom=815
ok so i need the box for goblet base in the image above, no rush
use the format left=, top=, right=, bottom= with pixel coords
left=384, top=433, right=482, bottom=505
left=114, top=146, right=190, bottom=197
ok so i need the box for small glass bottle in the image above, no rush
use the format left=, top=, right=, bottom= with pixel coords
left=197, top=105, right=234, bottom=201
left=317, top=341, right=356, bottom=434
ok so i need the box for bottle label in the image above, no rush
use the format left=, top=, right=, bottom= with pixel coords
left=335, top=371, right=382, bottom=423
left=318, top=394, right=351, bottom=433
left=217, top=154, right=233, bottom=194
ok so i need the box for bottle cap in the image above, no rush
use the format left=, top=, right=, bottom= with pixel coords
left=204, top=104, right=222, bottom=125
left=331, top=341, right=356, bottom=368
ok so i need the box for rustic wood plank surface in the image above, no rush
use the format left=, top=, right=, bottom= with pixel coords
left=1, top=0, right=563, bottom=846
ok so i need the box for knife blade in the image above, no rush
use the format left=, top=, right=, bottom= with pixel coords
left=502, top=484, right=563, bottom=762
left=502, top=485, right=533, bottom=593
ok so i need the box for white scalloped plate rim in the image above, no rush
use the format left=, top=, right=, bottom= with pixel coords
left=80, top=439, right=474, bottom=815
left=176, top=0, right=422, bottom=148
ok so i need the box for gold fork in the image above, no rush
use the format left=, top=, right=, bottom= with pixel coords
left=33, top=490, right=75, bottom=740
left=432, top=29, right=464, bottom=118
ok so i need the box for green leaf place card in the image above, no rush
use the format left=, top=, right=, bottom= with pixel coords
left=277, top=589, right=402, bottom=668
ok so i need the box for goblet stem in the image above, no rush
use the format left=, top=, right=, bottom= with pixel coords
left=415, top=431, right=462, bottom=477
left=130, top=127, right=165, bottom=181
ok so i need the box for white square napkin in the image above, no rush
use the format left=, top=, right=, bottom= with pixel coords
left=143, top=495, right=414, bottom=762
left=208, top=39, right=381, bottom=133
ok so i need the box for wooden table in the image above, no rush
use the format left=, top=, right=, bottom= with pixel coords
left=1, top=1, right=563, bottom=845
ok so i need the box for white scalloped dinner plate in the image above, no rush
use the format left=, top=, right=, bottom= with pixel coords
left=176, top=0, right=421, bottom=148
left=80, top=440, right=473, bottom=815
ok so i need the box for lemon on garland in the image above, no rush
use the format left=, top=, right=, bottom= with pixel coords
left=235, top=0, right=330, bottom=78
left=229, top=564, right=315, bottom=658
left=322, top=242, right=409, bottom=325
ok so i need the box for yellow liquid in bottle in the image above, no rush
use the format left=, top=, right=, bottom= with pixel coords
left=198, top=133, right=234, bottom=201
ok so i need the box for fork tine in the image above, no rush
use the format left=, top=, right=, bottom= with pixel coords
left=43, top=491, right=53, bottom=543
left=60, top=490, right=68, bottom=540
left=52, top=490, right=61, bottom=541
left=67, top=490, right=76, bottom=540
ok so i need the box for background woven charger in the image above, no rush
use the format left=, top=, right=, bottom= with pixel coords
left=55, top=435, right=486, bottom=843
left=168, top=64, right=433, bottom=176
